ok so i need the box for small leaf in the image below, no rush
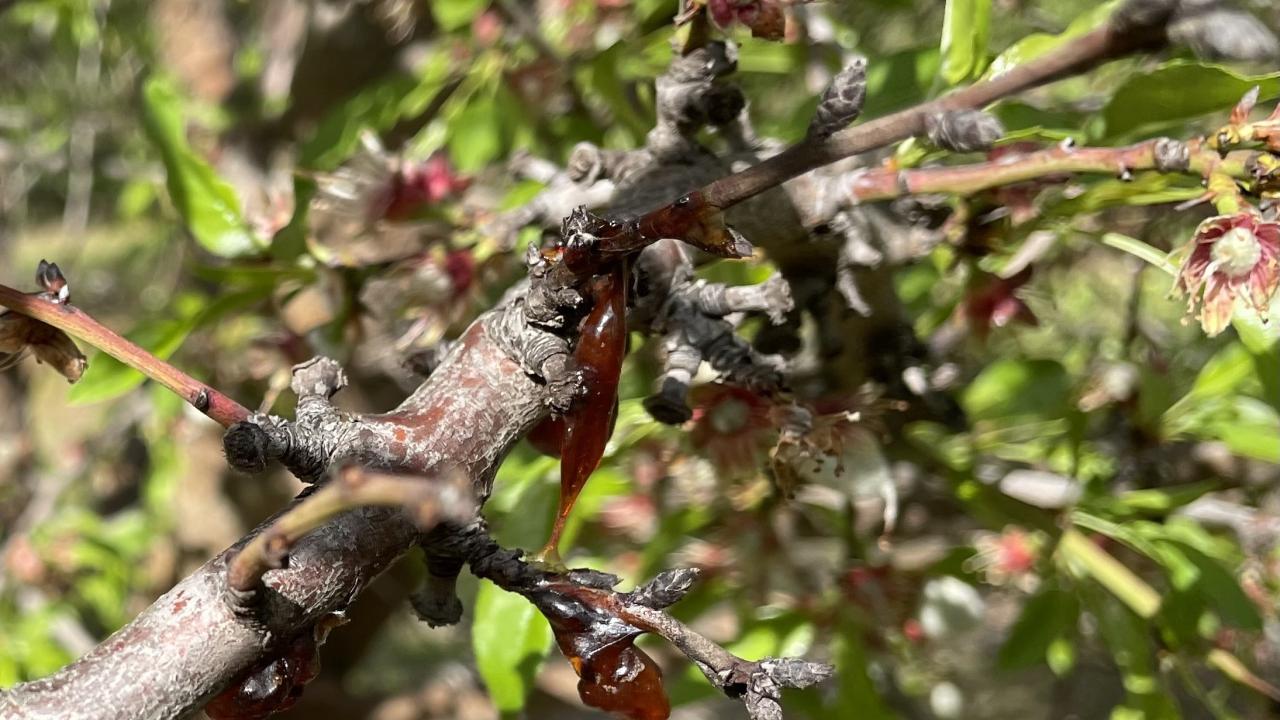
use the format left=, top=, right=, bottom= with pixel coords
left=471, top=581, right=554, bottom=717
left=141, top=77, right=259, bottom=257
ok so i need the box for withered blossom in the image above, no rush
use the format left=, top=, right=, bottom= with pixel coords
left=687, top=383, right=776, bottom=478
left=0, top=261, right=87, bottom=383
left=1174, top=212, right=1280, bottom=336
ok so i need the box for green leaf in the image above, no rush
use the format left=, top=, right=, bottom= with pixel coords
left=1158, top=540, right=1261, bottom=631
left=1108, top=483, right=1217, bottom=516
left=998, top=587, right=1078, bottom=670
left=833, top=615, right=896, bottom=719
left=432, top=0, right=486, bottom=31
left=141, top=77, right=258, bottom=257
left=940, top=0, right=992, bottom=85
left=447, top=92, right=503, bottom=172
left=471, top=581, right=554, bottom=717
left=983, top=3, right=1117, bottom=80
left=1100, top=61, right=1280, bottom=140
left=862, top=47, right=941, bottom=118
left=962, top=359, right=1071, bottom=422
left=1059, top=528, right=1161, bottom=619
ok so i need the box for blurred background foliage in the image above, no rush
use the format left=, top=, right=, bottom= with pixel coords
left=1, top=0, right=1280, bottom=718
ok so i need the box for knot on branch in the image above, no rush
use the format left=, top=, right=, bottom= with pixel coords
left=626, top=568, right=702, bottom=609
left=726, top=658, right=836, bottom=720
left=651, top=40, right=740, bottom=158
left=1154, top=137, right=1192, bottom=172
left=808, top=57, right=868, bottom=139
left=222, top=357, right=359, bottom=482
left=410, top=553, right=466, bottom=627
left=925, top=109, right=1005, bottom=153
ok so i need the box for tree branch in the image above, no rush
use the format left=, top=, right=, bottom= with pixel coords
left=698, top=6, right=1171, bottom=211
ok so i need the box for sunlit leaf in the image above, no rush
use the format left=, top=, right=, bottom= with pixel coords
left=472, top=581, right=554, bottom=717
left=141, top=77, right=259, bottom=257
left=1100, top=61, right=1280, bottom=140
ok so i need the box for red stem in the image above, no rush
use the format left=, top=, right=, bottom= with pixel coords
left=0, top=283, right=251, bottom=427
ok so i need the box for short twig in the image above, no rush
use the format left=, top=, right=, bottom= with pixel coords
left=225, top=464, right=475, bottom=597
left=0, top=282, right=251, bottom=427
left=846, top=138, right=1250, bottom=201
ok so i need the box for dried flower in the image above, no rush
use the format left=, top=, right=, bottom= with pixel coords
left=688, top=383, right=776, bottom=477
left=0, top=261, right=87, bottom=383
left=1174, top=212, right=1280, bottom=336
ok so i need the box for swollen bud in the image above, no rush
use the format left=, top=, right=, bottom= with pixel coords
left=808, top=57, right=867, bottom=139
left=223, top=421, right=272, bottom=474
left=925, top=109, right=1005, bottom=153
left=36, top=260, right=69, bottom=303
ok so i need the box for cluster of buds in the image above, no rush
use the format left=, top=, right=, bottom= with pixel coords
left=1208, top=86, right=1280, bottom=155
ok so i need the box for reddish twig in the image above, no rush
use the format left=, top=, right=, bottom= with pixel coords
left=0, top=282, right=251, bottom=427
left=846, top=138, right=1254, bottom=201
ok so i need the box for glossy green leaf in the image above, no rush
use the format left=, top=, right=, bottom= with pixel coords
left=472, top=581, right=554, bottom=717
left=1100, top=61, right=1280, bottom=140
left=940, top=0, right=992, bottom=85
left=983, top=3, right=1117, bottom=80
left=141, top=77, right=258, bottom=257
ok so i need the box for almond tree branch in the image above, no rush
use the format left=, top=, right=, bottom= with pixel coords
left=0, top=282, right=251, bottom=427
left=0, top=4, right=1198, bottom=718
left=698, top=6, right=1172, bottom=211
